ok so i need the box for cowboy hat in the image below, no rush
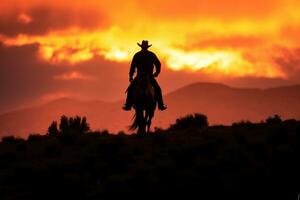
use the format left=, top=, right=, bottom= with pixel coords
left=137, top=40, right=152, bottom=48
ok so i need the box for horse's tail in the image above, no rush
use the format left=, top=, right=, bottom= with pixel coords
left=129, top=112, right=139, bottom=131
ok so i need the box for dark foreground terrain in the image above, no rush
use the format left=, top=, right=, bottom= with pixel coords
left=0, top=114, right=298, bottom=199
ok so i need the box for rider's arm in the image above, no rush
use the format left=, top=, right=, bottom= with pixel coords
left=153, top=53, right=161, bottom=75
left=129, top=54, right=137, bottom=78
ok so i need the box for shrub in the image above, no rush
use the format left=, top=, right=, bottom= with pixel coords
left=1, top=136, right=16, bottom=144
left=58, top=115, right=90, bottom=134
left=169, top=113, right=208, bottom=130
left=59, top=115, right=69, bottom=132
left=48, top=121, right=59, bottom=135
left=100, top=129, right=109, bottom=136
left=232, top=120, right=252, bottom=127
left=266, top=114, right=282, bottom=124
left=27, top=134, right=44, bottom=142
left=117, top=131, right=126, bottom=136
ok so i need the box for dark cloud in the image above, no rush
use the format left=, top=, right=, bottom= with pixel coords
left=0, top=42, right=129, bottom=113
left=58, top=56, right=130, bottom=101
left=0, top=6, right=107, bottom=36
left=0, top=42, right=63, bottom=112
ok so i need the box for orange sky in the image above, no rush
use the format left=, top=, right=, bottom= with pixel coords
left=1, top=0, right=300, bottom=112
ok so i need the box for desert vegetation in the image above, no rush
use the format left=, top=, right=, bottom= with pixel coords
left=0, top=114, right=298, bottom=199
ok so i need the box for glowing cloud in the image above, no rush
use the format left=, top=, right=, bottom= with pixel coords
left=54, top=71, right=94, bottom=80
left=1, top=0, right=300, bottom=79
left=17, top=13, right=32, bottom=24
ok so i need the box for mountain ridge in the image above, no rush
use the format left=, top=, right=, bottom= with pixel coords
left=1, top=82, right=300, bottom=138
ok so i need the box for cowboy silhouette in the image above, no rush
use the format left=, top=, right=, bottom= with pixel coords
left=122, top=40, right=167, bottom=111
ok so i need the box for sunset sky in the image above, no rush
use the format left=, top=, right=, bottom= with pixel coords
left=1, top=0, right=300, bottom=113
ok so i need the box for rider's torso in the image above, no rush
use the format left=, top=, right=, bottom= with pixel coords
left=134, top=50, right=156, bottom=76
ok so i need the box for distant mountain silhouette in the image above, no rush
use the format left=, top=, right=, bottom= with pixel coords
left=160, top=82, right=300, bottom=126
left=1, top=82, right=300, bottom=138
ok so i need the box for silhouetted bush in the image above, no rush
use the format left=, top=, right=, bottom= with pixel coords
left=58, top=115, right=90, bottom=134
left=265, top=114, right=282, bottom=124
left=232, top=120, right=252, bottom=127
left=48, top=121, right=59, bottom=135
left=154, top=127, right=164, bottom=133
left=283, top=119, right=297, bottom=124
left=169, top=113, right=208, bottom=130
left=80, top=117, right=90, bottom=133
left=27, top=134, right=44, bottom=142
left=1, top=136, right=16, bottom=144
left=100, top=129, right=109, bottom=136
left=59, top=115, right=69, bottom=132
left=117, top=131, right=126, bottom=136
left=89, top=130, right=109, bottom=137
left=1, top=136, right=25, bottom=147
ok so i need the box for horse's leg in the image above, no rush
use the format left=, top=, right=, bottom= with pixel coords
left=137, top=109, right=147, bottom=134
left=136, top=108, right=143, bottom=135
left=141, top=110, right=147, bottom=134
left=146, top=117, right=151, bottom=133
left=146, top=108, right=154, bottom=133
left=145, top=111, right=150, bottom=133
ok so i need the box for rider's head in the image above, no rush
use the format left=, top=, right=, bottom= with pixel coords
left=137, top=40, right=152, bottom=50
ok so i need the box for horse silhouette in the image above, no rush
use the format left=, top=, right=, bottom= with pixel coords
left=129, top=72, right=156, bottom=134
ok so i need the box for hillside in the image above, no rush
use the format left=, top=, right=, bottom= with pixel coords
left=0, top=116, right=298, bottom=199
left=1, top=82, right=300, bottom=138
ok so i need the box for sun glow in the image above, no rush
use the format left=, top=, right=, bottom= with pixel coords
left=164, top=49, right=239, bottom=71
left=103, top=48, right=130, bottom=62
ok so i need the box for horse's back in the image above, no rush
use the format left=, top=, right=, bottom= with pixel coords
left=133, top=74, right=156, bottom=110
